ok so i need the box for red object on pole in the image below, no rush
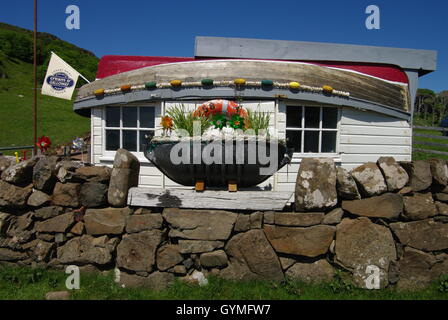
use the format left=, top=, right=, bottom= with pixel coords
left=33, top=0, right=38, bottom=156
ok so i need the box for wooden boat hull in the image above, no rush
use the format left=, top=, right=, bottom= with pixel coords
left=144, top=140, right=292, bottom=187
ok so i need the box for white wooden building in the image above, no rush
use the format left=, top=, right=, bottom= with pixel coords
left=75, top=37, right=437, bottom=193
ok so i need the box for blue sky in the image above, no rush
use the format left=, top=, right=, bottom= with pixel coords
left=0, top=0, right=447, bottom=92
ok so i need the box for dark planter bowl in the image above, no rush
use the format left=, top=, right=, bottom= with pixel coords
left=144, top=139, right=292, bottom=188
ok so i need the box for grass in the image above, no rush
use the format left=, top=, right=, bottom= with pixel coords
left=0, top=265, right=447, bottom=300
left=0, top=56, right=90, bottom=155
left=412, top=116, right=448, bottom=161
left=165, top=104, right=212, bottom=137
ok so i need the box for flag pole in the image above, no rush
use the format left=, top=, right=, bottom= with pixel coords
left=33, top=0, right=38, bottom=156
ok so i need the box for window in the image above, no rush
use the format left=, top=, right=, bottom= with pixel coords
left=105, top=106, right=155, bottom=152
left=286, top=106, right=338, bottom=154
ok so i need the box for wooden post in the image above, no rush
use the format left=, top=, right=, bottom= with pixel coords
left=228, top=181, right=237, bottom=192
left=195, top=181, right=205, bottom=192
left=33, top=0, right=38, bottom=155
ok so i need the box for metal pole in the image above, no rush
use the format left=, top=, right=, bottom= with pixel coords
left=33, top=0, right=38, bottom=155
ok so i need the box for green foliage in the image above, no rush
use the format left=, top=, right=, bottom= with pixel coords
left=438, top=275, right=448, bottom=293
left=165, top=104, right=212, bottom=136
left=246, top=108, right=271, bottom=135
left=327, top=270, right=355, bottom=294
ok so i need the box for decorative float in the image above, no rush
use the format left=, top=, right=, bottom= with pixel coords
left=144, top=99, right=293, bottom=191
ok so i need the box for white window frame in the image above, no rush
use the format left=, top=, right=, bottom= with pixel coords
left=285, top=104, right=341, bottom=157
left=102, top=104, right=158, bottom=159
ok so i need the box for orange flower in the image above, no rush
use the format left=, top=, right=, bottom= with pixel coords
left=161, top=116, right=174, bottom=129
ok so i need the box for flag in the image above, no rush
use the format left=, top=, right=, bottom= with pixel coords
left=41, top=52, right=80, bottom=100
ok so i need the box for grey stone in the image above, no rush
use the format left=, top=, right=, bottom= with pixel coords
left=263, top=211, right=275, bottom=224
left=178, top=240, right=225, bottom=254
left=57, top=235, right=117, bottom=265
left=335, top=217, right=396, bottom=285
left=36, top=212, right=75, bottom=233
left=0, top=156, right=15, bottom=175
left=428, top=158, right=448, bottom=186
left=200, top=250, right=228, bottom=268
left=156, top=244, right=183, bottom=271
left=322, top=208, right=344, bottom=225
left=73, top=166, right=112, bottom=183
left=350, top=162, right=387, bottom=197
left=163, top=208, right=237, bottom=241
left=27, top=190, right=51, bottom=207
left=32, top=156, right=58, bottom=192
left=222, top=229, right=283, bottom=281
left=436, top=201, right=448, bottom=215
left=0, top=180, right=32, bottom=209
left=126, top=213, right=163, bottom=233
left=234, top=214, right=250, bottom=232
left=250, top=212, right=263, bottom=229
left=51, top=182, right=81, bottom=208
left=400, top=161, right=432, bottom=192
left=403, top=192, right=437, bottom=220
left=107, top=149, right=140, bottom=207
left=1, top=158, right=36, bottom=186
left=169, top=265, right=187, bottom=275
left=45, top=291, right=70, bottom=300
left=263, top=224, right=335, bottom=257
left=377, top=157, right=409, bottom=192
left=336, top=167, right=361, bottom=200
left=34, top=206, right=64, bottom=220
left=279, top=257, right=296, bottom=270
left=32, top=240, right=55, bottom=262
left=341, top=193, right=403, bottom=220
left=116, top=230, right=163, bottom=272
left=396, top=247, right=437, bottom=291
left=285, top=260, right=334, bottom=284
left=275, top=212, right=323, bottom=227
left=295, top=158, right=338, bottom=211
left=390, top=219, right=448, bottom=251
left=84, top=207, right=131, bottom=235
left=0, top=212, right=11, bottom=236
left=0, top=248, right=27, bottom=261
left=434, top=193, right=448, bottom=203
left=79, top=182, right=108, bottom=208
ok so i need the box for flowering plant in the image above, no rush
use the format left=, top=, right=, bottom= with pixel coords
left=36, top=136, right=51, bottom=153
left=212, top=114, right=227, bottom=129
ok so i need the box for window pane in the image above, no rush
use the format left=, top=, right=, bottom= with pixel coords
left=139, top=130, right=154, bottom=152
left=322, top=108, right=338, bottom=129
left=140, top=107, right=155, bottom=128
left=322, top=131, right=337, bottom=153
left=305, top=107, right=320, bottom=128
left=106, top=107, right=120, bottom=127
left=286, top=131, right=302, bottom=153
left=286, top=106, right=302, bottom=128
left=304, top=131, right=319, bottom=153
left=123, top=130, right=137, bottom=151
left=105, top=130, right=120, bottom=151
left=123, top=107, right=138, bottom=128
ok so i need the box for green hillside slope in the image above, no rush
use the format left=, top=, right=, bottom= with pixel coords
left=0, top=23, right=98, bottom=154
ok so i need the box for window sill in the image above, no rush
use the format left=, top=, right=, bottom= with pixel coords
left=99, top=155, right=150, bottom=163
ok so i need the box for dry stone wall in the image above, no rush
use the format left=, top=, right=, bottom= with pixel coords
left=1, top=152, right=448, bottom=291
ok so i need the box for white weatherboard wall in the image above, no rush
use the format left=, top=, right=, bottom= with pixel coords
left=91, top=102, right=412, bottom=194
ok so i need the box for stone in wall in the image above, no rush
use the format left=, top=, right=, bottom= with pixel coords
left=377, top=157, right=409, bottom=192
left=341, top=193, right=403, bottom=220
left=178, top=240, right=225, bottom=254
left=336, top=167, right=361, bottom=200
left=36, top=212, right=75, bottom=234
left=274, top=212, right=323, bottom=227
left=73, top=166, right=111, bottom=183
left=402, top=193, right=437, bottom=221
left=84, top=207, right=131, bottom=235
left=118, top=271, right=174, bottom=290
left=0, top=180, right=32, bottom=210
left=390, top=219, right=448, bottom=252
left=350, top=163, right=387, bottom=197
left=116, top=230, right=163, bottom=272
left=79, top=182, right=108, bottom=208
left=322, top=208, right=344, bottom=225
left=156, top=244, right=183, bottom=271
left=396, top=247, right=438, bottom=291
left=55, top=161, right=85, bottom=183
left=200, top=250, right=228, bottom=268
left=1, top=158, right=36, bottom=186
left=221, top=229, right=283, bottom=281
left=400, top=160, right=432, bottom=192
left=285, top=259, right=334, bottom=284
left=126, top=213, right=163, bottom=233
left=263, top=224, right=335, bottom=257
left=295, top=158, right=338, bottom=211
left=436, top=201, right=448, bottom=215
left=34, top=206, right=64, bottom=220
left=107, top=149, right=140, bottom=207
left=0, top=248, right=27, bottom=261
left=27, top=190, right=51, bottom=207
left=0, top=156, right=15, bottom=176
left=51, top=182, right=81, bottom=208
left=428, top=158, right=448, bottom=186
left=163, top=208, right=237, bottom=241
left=57, top=235, right=118, bottom=265
left=32, top=156, right=59, bottom=193
left=335, top=217, right=397, bottom=288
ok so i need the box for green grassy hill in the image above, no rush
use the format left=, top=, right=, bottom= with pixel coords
left=0, top=23, right=99, bottom=154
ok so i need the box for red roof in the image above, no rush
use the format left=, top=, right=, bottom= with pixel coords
left=96, top=55, right=408, bottom=84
